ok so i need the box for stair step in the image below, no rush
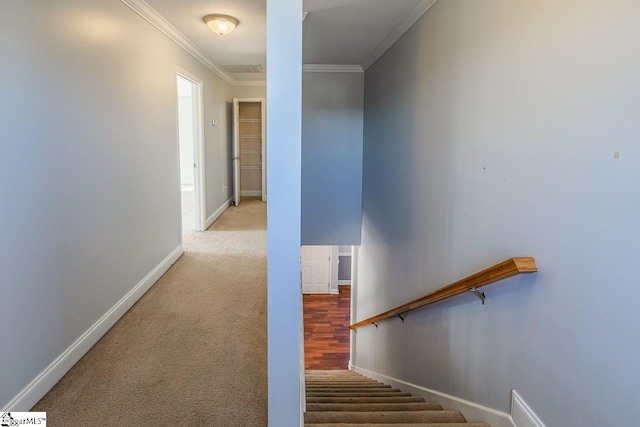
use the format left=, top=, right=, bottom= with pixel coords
left=306, top=402, right=442, bottom=412
left=304, top=424, right=491, bottom=427
left=306, top=380, right=380, bottom=384
left=304, top=410, right=467, bottom=424
left=307, top=392, right=412, bottom=398
left=307, top=384, right=391, bottom=389
left=304, top=370, right=486, bottom=426
left=306, top=388, right=398, bottom=393
left=305, top=377, right=368, bottom=381
left=306, top=374, right=363, bottom=379
left=307, top=396, right=425, bottom=404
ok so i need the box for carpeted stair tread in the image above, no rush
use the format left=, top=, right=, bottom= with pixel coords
left=307, top=402, right=442, bottom=412
left=304, top=424, right=491, bottom=427
left=307, top=392, right=412, bottom=398
left=307, top=388, right=402, bottom=393
left=307, top=396, right=425, bottom=404
left=304, top=410, right=467, bottom=424
left=308, top=384, right=391, bottom=389
left=306, top=381, right=383, bottom=387
left=305, top=370, right=490, bottom=426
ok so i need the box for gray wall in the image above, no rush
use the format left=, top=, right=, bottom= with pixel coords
left=354, top=1, right=640, bottom=426
left=232, top=86, right=266, bottom=99
left=266, top=0, right=303, bottom=424
left=0, top=0, right=232, bottom=409
left=302, top=72, right=364, bottom=245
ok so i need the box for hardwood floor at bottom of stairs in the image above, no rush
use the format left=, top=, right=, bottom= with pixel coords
left=303, top=286, right=350, bottom=370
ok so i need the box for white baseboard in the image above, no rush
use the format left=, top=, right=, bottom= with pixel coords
left=205, top=197, right=233, bottom=229
left=2, top=245, right=183, bottom=411
left=511, top=390, right=545, bottom=427
left=330, top=289, right=339, bottom=295
left=350, top=365, right=516, bottom=427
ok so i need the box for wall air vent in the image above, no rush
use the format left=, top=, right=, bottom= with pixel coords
left=223, top=64, right=264, bottom=74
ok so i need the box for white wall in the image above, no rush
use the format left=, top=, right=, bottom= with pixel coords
left=266, top=0, right=303, bottom=425
left=354, top=1, right=640, bottom=426
left=301, top=72, right=364, bottom=245
left=232, top=85, right=266, bottom=99
left=0, top=0, right=232, bottom=409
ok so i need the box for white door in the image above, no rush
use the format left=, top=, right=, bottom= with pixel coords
left=232, top=98, right=241, bottom=206
left=301, top=246, right=331, bottom=294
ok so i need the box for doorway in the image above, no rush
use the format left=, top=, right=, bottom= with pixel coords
left=176, top=70, right=205, bottom=238
left=301, top=246, right=332, bottom=294
left=301, top=245, right=354, bottom=369
left=233, top=98, right=266, bottom=206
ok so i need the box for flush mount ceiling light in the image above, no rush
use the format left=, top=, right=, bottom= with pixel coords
left=203, top=14, right=239, bottom=36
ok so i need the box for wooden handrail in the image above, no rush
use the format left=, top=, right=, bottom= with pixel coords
left=349, top=257, right=537, bottom=330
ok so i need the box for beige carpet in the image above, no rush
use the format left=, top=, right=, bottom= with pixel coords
left=34, top=199, right=267, bottom=426
left=181, top=186, right=196, bottom=238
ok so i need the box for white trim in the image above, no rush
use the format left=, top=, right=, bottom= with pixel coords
left=349, top=246, right=358, bottom=371
left=303, top=64, right=363, bottom=73
left=204, top=197, right=233, bottom=229
left=260, top=100, right=267, bottom=202
left=511, top=390, right=546, bottom=427
left=2, top=245, right=183, bottom=412
left=330, top=246, right=339, bottom=293
left=121, top=0, right=266, bottom=88
left=350, top=365, right=516, bottom=427
left=121, top=0, right=233, bottom=85
left=240, top=190, right=262, bottom=197
left=176, top=68, right=206, bottom=232
left=361, top=0, right=439, bottom=70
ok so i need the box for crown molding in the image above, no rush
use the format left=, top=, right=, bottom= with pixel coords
left=361, top=0, right=438, bottom=70
left=121, top=0, right=240, bottom=86
left=303, top=64, right=363, bottom=73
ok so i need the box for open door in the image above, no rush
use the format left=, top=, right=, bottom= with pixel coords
left=232, top=98, right=241, bottom=206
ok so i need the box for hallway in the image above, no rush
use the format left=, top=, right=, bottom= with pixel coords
left=33, top=200, right=267, bottom=426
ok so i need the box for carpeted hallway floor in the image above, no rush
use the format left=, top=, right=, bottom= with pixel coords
left=33, top=199, right=267, bottom=426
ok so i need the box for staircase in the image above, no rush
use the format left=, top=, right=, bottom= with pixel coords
left=304, top=370, right=490, bottom=427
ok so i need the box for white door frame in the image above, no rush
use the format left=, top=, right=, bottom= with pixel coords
left=234, top=98, right=266, bottom=202
left=301, top=245, right=333, bottom=294
left=176, top=67, right=206, bottom=233
left=349, top=246, right=358, bottom=369
left=232, top=99, right=241, bottom=206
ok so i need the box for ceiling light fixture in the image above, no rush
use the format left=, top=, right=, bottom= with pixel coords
left=203, top=14, right=239, bottom=36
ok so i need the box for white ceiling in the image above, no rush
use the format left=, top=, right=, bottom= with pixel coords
left=141, top=0, right=433, bottom=82
left=302, top=0, right=418, bottom=65
left=144, top=0, right=266, bottom=81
